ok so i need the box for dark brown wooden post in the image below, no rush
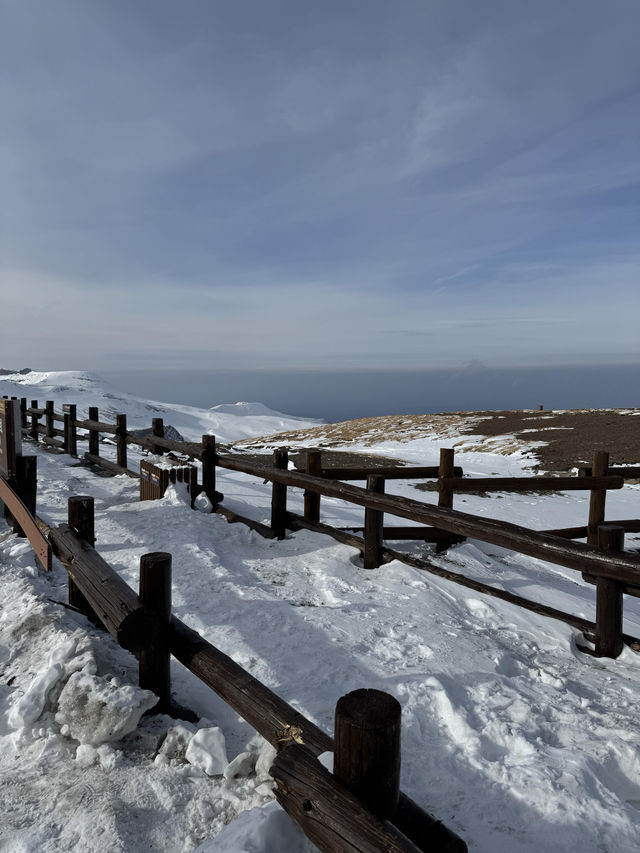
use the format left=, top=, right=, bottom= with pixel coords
left=304, top=449, right=322, bottom=522
left=594, top=525, right=624, bottom=658
left=45, top=400, right=55, bottom=439
left=88, top=406, right=99, bottom=457
left=29, top=399, right=39, bottom=442
left=116, top=414, right=127, bottom=469
left=201, top=435, right=218, bottom=508
left=9, top=456, right=37, bottom=536
left=438, top=448, right=455, bottom=510
left=334, top=688, right=401, bottom=819
left=436, top=448, right=456, bottom=553
left=587, top=451, right=609, bottom=545
left=66, top=404, right=77, bottom=456
left=19, top=398, right=27, bottom=430
left=139, top=551, right=172, bottom=712
left=151, top=418, right=164, bottom=455
left=363, top=475, right=384, bottom=569
left=67, top=496, right=96, bottom=617
left=271, top=448, right=288, bottom=540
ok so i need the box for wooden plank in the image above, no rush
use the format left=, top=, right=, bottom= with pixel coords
left=216, top=504, right=276, bottom=539
left=42, top=521, right=159, bottom=652
left=216, top=454, right=640, bottom=587
left=287, top=513, right=366, bottom=550
left=272, top=744, right=421, bottom=853
left=84, top=452, right=137, bottom=478
left=42, top=435, right=65, bottom=449
left=540, top=525, right=588, bottom=539
left=580, top=465, right=640, bottom=479
left=319, top=466, right=463, bottom=480
left=0, top=475, right=51, bottom=571
left=444, top=475, right=623, bottom=493
left=76, top=418, right=118, bottom=434
left=382, top=526, right=466, bottom=543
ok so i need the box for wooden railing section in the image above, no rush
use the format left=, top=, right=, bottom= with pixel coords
left=9, top=395, right=640, bottom=659
left=32, top=495, right=466, bottom=853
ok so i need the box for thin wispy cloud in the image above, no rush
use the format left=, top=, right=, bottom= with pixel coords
left=1, top=0, right=639, bottom=371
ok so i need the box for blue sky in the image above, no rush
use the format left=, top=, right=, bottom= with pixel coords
left=2, top=0, right=639, bottom=371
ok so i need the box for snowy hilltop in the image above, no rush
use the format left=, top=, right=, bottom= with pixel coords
left=0, top=370, right=320, bottom=444
left=1, top=372, right=640, bottom=852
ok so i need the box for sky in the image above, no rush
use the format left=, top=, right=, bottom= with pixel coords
left=1, top=0, right=639, bottom=373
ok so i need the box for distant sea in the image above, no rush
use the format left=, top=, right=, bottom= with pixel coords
left=100, top=364, right=640, bottom=424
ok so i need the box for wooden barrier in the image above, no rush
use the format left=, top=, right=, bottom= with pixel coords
left=15, top=400, right=640, bottom=653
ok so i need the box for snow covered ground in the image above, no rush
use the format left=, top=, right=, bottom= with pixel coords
left=1, top=371, right=640, bottom=852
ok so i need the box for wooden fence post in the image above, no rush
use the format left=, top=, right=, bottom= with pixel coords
left=19, top=398, right=27, bottom=430
left=271, top=448, right=288, bottom=540
left=151, top=418, right=164, bottom=455
left=30, top=399, right=39, bottom=442
left=201, top=435, right=218, bottom=508
left=88, top=406, right=99, bottom=457
left=116, top=414, right=127, bottom=470
left=304, top=449, right=322, bottom=522
left=9, top=456, right=37, bottom=537
left=436, top=448, right=456, bottom=553
left=139, top=551, right=172, bottom=712
left=67, top=496, right=96, bottom=618
left=45, top=400, right=55, bottom=439
left=65, top=404, right=77, bottom=456
left=587, top=451, right=609, bottom=545
left=334, top=688, right=401, bottom=819
left=594, top=525, right=624, bottom=658
left=363, top=475, right=385, bottom=569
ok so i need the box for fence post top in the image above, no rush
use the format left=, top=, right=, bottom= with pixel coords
left=336, top=689, right=401, bottom=724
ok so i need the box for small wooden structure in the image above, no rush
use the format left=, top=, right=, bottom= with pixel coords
left=140, top=459, right=197, bottom=503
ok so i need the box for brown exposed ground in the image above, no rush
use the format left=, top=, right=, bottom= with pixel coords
left=234, top=408, right=640, bottom=473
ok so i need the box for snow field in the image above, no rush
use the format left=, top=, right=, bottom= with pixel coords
left=1, top=372, right=640, bottom=851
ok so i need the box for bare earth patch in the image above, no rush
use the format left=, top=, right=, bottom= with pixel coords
left=233, top=408, right=640, bottom=473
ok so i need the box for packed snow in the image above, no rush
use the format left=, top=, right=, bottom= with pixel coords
left=1, top=371, right=640, bottom=852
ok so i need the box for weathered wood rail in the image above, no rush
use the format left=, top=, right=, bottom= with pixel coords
left=13, top=396, right=640, bottom=658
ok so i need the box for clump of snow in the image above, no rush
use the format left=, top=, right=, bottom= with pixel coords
left=185, top=726, right=228, bottom=776
left=55, top=672, right=157, bottom=745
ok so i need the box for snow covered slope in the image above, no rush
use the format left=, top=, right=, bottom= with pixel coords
left=1, top=374, right=640, bottom=852
left=0, top=370, right=320, bottom=443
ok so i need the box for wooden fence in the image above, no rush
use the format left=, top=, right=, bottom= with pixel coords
left=8, top=395, right=640, bottom=660
left=1, top=475, right=463, bottom=852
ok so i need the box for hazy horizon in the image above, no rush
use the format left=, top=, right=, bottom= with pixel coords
left=99, top=362, right=640, bottom=422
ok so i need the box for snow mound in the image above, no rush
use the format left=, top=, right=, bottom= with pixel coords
left=185, top=726, right=228, bottom=776
left=55, top=671, right=157, bottom=745
left=195, top=801, right=312, bottom=852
